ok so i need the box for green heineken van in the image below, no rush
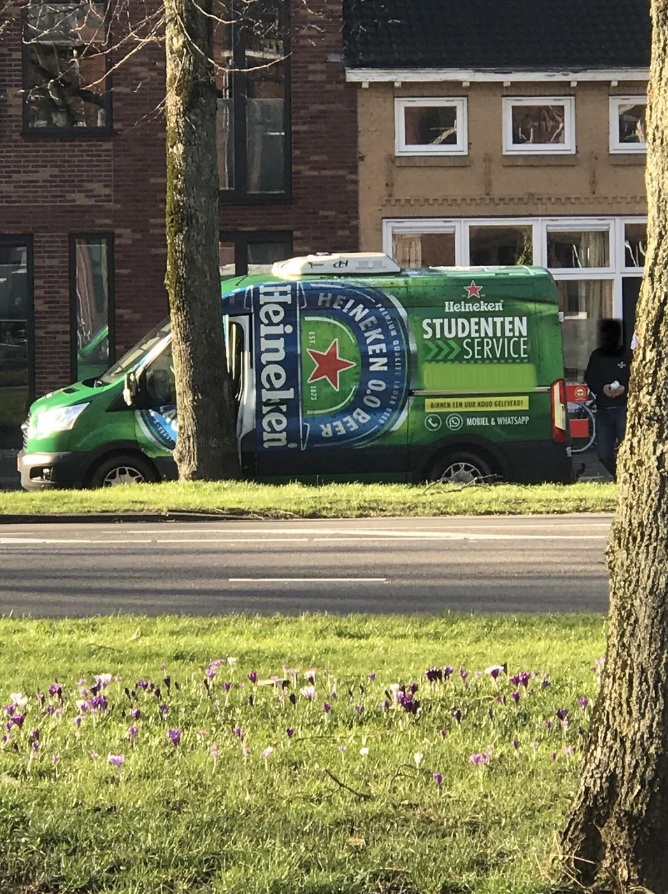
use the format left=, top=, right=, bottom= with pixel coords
left=19, top=253, right=572, bottom=489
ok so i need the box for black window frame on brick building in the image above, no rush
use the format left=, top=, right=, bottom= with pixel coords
left=0, top=235, right=35, bottom=449
left=219, top=231, right=293, bottom=275
left=69, top=233, right=115, bottom=381
left=218, top=0, right=292, bottom=204
left=22, top=0, right=113, bottom=138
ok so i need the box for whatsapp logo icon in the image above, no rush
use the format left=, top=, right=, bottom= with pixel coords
left=446, top=414, right=464, bottom=432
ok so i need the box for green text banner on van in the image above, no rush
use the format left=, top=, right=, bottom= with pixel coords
left=19, top=255, right=572, bottom=489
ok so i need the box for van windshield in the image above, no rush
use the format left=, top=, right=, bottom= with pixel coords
left=96, top=318, right=171, bottom=386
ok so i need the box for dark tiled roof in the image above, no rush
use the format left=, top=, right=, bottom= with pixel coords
left=343, top=0, right=651, bottom=71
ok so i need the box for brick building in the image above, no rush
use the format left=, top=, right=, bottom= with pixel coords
left=0, top=0, right=358, bottom=449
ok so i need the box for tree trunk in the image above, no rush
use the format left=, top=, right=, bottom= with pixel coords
left=561, top=3, right=668, bottom=890
left=164, top=0, right=240, bottom=480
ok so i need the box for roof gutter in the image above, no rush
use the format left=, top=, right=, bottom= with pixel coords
left=345, top=67, right=649, bottom=85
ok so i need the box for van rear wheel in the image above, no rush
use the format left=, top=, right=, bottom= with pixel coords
left=89, top=454, right=157, bottom=488
left=428, top=451, right=493, bottom=484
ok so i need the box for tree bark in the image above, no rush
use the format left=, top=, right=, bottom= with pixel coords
left=164, top=0, right=240, bottom=480
left=561, top=2, right=668, bottom=890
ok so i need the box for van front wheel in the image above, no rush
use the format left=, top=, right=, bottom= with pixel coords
left=427, top=451, right=493, bottom=485
left=89, top=454, right=158, bottom=488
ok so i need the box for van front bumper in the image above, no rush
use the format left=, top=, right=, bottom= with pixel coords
left=18, top=451, right=87, bottom=491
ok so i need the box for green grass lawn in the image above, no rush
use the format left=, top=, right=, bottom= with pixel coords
left=0, top=614, right=606, bottom=894
left=0, top=480, right=617, bottom=518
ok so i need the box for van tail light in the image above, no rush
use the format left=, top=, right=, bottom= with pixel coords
left=551, top=379, right=567, bottom=444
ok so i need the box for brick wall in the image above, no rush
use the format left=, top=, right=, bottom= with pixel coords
left=0, top=0, right=358, bottom=404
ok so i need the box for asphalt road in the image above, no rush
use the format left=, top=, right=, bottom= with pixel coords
left=0, top=515, right=610, bottom=616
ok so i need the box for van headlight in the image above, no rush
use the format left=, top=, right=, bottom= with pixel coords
left=29, top=403, right=89, bottom=438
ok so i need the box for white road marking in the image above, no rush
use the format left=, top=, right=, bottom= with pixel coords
left=228, top=578, right=387, bottom=583
left=156, top=538, right=310, bottom=544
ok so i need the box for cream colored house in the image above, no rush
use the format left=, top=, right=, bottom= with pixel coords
left=343, top=0, right=650, bottom=382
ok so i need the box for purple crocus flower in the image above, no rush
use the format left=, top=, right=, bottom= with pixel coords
left=31, top=740, right=40, bottom=752
left=129, top=726, right=138, bottom=740
left=233, top=726, right=243, bottom=739
left=453, top=709, right=462, bottom=724
left=409, top=683, right=419, bottom=694
left=577, top=697, right=590, bottom=709
left=108, top=753, right=125, bottom=767
left=247, top=671, right=258, bottom=684
left=159, top=704, right=169, bottom=715
left=135, top=680, right=150, bottom=690
left=511, top=691, right=521, bottom=704
left=3, top=704, right=15, bottom=717
left=45, top=706, right=55, bottom=716
left=545, top=720, right=553, bottom=729
left=439, top=728, right=448, bottom=738
left=286, top=728, right=295, bottom=738
left=168, top=728, right=181, bottom=746
left=289, top=693, right=296, bottom=706
left=470, top=752, right=489, bottom=766
left=541, top=679, right=551, bottom=689
left=425, top=668, right=443, bottom=683
left=323, top=703, right=332, bottom=713
left=556, top=709, right=569, bottom=722
left=222, top=682, right=232, bottom=692
left=368, top=673, right=376, bottom=681
left=74, top=716, right=83, bottom=728
left=30, top=728, right=40, bottom=741
left=459, top=668, right=468, bottom=681
left=355, top=705, right=364, bottom=715
left=378, top=700, right=390, bottom=710
left=512, top=740, right=520, bottom=750
left=443, top=666, right=454, bottom=679
left=485, top=665, right=504, bottom=681
left=551, top=751, right=557, bottom=761
left=12, top=714, right=25, bottom=729
left=433, top=772, right=443, bottom=786
left=48, top=683, right=62, bottom=698
left=130, top=708, right=140, bottom=720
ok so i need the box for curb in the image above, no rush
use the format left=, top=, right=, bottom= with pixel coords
left=0, top=511, right=264, bottom=525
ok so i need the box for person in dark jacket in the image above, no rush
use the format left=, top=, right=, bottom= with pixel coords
left=584, top=319, right=632, bottom=480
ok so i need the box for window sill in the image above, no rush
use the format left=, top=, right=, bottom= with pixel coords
left=22, top=128, right=114, bottom=140
left=610, top=154, right=646, bottom=166
left=395, top=156, right=471, bottom=167
left=502, top=155, right=578, bottom=167
left=219, top=191, right=293, bottom=206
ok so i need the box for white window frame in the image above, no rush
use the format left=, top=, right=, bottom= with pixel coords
left=609, top=96, right=647, bottom=154
left=382, top=215, right=648, bottom=321
left=502, top=96, right=576, bottom=155
left=395, top=97, right=468, bottom=157
left=620, top=217, right=647, bottom=272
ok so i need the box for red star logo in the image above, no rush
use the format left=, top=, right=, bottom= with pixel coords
left=307, top=339, right=356, bottom=391
left=465, top=281, right=483, bottom=299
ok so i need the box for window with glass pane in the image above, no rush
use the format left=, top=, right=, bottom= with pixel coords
left=504, top=98, right=575, bottom=154
left=610, top=97, right=647, bottom=153
left=218, top=0, right=288, bottom=198
left=392, top=232, right=456, bottom=268
left=624, top=223, right=647, bottom=268
left=25, top=2, right=110, bottom=132
left=73, top=237, right=112, bottom=380
left=469, top=226, right=533, bottom=266
left=556, top=280, right=613, bottom=382
left=0, top=243, right=30, bottom=449
left=215, top=22, right=235, bottom=190
left=247, top=239, right=290, bottom=273
left=220, top=232, right=292, bottom=275
left=547, top=230, right=610, bottom=269
left=219, top=242, right=236, bottom=276
left=246, top=6, right=286, bottom=193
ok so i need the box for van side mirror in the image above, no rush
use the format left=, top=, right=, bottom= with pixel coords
left=123, top=372, right=138, bottom=407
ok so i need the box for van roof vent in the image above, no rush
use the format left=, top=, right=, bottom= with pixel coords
left=272, top=252, right=401, bottom=278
